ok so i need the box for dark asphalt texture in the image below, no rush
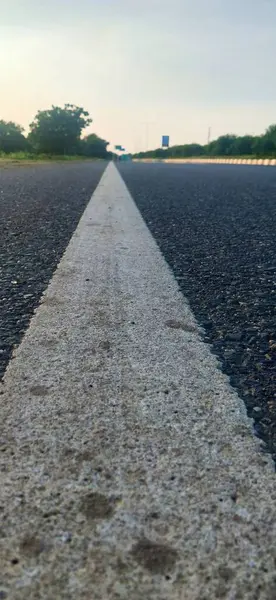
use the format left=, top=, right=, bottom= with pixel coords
left=119, top=162, right=276, bottom=462
left=0, top=161, right=107, bottom=380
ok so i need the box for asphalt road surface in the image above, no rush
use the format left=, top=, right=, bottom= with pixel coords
left=118, top=162, right=276, bottom=462
left=0, top=161, right=107, bottom=380
left=2, top=163, right=276, bottom=599
left=1, top=160, right=276, bottom=463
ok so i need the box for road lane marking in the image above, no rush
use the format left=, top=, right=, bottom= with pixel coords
left=1, top=162, right=276, bottom=599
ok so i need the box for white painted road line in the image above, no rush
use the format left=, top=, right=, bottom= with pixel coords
left=1, top=162, right=276, bottom=599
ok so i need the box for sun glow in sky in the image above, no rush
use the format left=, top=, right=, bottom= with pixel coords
left=1, top=0, right=276, bottom=152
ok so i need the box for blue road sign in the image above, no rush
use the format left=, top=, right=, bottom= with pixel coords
left=162, top=135, right=170, bottom=148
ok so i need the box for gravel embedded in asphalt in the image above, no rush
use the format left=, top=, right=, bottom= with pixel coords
left=0, top=161, right=107, bottom=380
left=119, top=162, right=276, bottom=461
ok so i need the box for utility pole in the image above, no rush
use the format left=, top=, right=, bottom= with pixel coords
left=207, top=126, right=211, bottom=145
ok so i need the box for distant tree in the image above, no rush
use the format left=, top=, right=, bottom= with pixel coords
left=0, top=120, right=28, bottom=153
left=184, top=144, right=204, bottom=157
left=154, top=148, right=168, bottom=158
left=254, top=135, right=276, bottom=157
left=252, top=136, right=262, bottom=156
left=81, top=133, right=109, bottom=158
left=168, top=145, right=183, bottom=158
left=134, top=148, right=167, bottom=159
left=207, top=135, right=237, bottom=156
left=28, top=104, right=92, bottom=154
left=261, top=125, right=276, bottom=156
left=230, top=135, right=255, bottom=156
left=205, top=140, right=217, bottom=156
left=265, top=124, right=276, bottom=146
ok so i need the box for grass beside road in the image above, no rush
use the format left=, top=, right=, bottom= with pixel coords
left=0, top=152, right=103, bottom=167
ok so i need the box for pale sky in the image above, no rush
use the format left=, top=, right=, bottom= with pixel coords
left=1, top=0, right=276, bottom=152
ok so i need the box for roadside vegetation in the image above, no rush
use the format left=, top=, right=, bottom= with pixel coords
left=133, top=124, right=276, bottom=159
left=0, top=104, right=111, bottom=161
